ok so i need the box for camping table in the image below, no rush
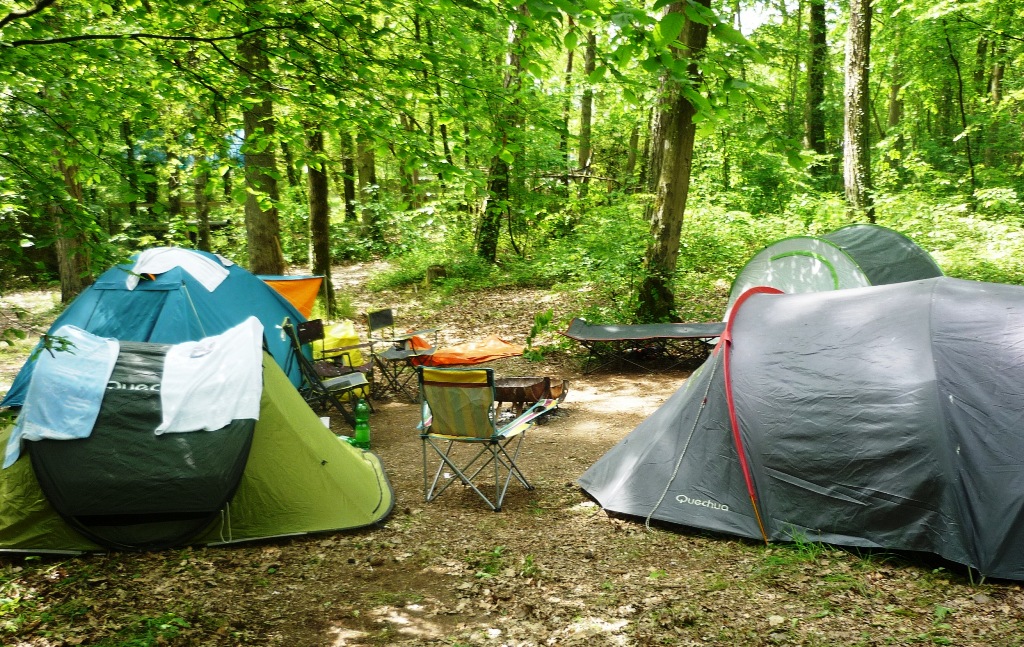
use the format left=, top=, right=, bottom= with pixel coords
left=370, top=329, right=437, bottom=402
left=560, top=318, right=726, bottom=373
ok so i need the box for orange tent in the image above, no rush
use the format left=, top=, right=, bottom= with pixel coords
left=259, top=276, right=323, bottom=318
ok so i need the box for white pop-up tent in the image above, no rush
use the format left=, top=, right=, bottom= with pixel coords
left=724, top=223, right=942, bottom=318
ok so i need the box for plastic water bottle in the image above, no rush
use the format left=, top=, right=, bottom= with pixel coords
left=353, top=398, right=371, bottom=449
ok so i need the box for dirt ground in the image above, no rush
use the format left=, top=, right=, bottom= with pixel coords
left=2, top=263, right=1024, bottom=646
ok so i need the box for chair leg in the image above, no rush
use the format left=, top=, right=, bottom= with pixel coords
left=421, top=436, right=532, bottom=511
left=372, top=355, right=415, bottom=400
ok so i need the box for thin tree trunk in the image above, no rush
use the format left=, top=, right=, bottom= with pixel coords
left=53, top=160, right=90, bottom=302
left=944, top=26, right=977, bottom=194
left=560, top=22, right=575, bottom=189
left=578, top=31, right=596, bottom=181
left=168, top=150, right=182, bottom=240
left=398, top=113, right=420, bottom=210
left=307, top=128, right=334, bottom=316
left=639, top=108, right=653, bottom=191
left=637, top=0, right=711, bottom=322
left=843, top=0, right=873, bottom=221
left=985, top=41, right=1005, bottom=167
left=52, top=206, right=83, bottom=303
left=340, top=131, right=357, bottom=221
left=121, top=119, right=139, bottom=222
left=623, top=122, right=640, bottom=188
left=805, top=0, right=827, bottom=167
left=281, top=141, right=299, bottom=188
left=787, top=0, right=805, bottom=139
left=194, top=168, right=212, bottom=252
left=479, top=4, right=526, bottom=262
left=425, top=19, right=454, bottom=175
left=356, top=131, right=380, bottom=241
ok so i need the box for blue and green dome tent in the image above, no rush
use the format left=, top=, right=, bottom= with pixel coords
left=0, top=248, right=394, bottom=551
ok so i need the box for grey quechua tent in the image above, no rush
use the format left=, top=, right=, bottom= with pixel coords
left=580, top=277, right=1024, bottom=580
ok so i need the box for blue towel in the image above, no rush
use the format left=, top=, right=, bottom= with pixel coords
left=3, top=326, right=119, bottom=468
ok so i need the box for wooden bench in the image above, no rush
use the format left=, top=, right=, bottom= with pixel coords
left=560, top=318, right=726, bottom=373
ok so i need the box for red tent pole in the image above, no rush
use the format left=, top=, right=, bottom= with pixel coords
left=721, top=286, right=783, bottom=546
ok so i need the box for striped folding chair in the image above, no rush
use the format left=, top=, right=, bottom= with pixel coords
left=416, top=366, right=557, bottom=511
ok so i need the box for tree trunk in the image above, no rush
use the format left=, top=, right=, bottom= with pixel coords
left=478, top=4, right=526, bottom=262
left=843, top=0, right=873, bottom=221
left=120, top=119, right=139, bottom=222
left=168, top=150, right=182, bottom=239
left=356, top=131, right=380, bottom=241
left=638, top=108, right=653, bottom=191
left=240, top=17, right=286, bottom=275
left=623, top=122, right=640, bottom=188
left=805, top=0, right=827, bottom=165
left=398, top=113, right=420, bottom=210
left=578, top=31, right=596, bottom=183
left=53, top=160, right=90, bottom=303
left=425, top=19, right=454, bottom=175
left=51, top=206, right=84, bottom=303
left=884, top=28, right=905, bottom=185
left=560, top=23, right=575, bottom=189
left=479, top=157, right=508, bottom=262
left=944, top=25, right=977, bottom=194
left=340, top=131, right=357, bottom=221
left=307, top=129, right=334, bottom=316
left=985, top=41, right=1005, bottom=167
left=281, top=141, right=299, bottom=188
left=786, top=0, right=805, bottom=139
left=637, top=0, right=711, bottom=323
left=194, top=168, right=211, bottom=252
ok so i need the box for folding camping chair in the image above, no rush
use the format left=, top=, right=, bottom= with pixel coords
left=283, top=318, right=370, bottom=428
left=417, top=366, right=557, bottom=511
left=301, top=318, right=376, bottom=393
left=367, top=308, right=438, bottom=401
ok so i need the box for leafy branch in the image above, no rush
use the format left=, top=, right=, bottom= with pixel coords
left=0, top=0, right=56, bottom=31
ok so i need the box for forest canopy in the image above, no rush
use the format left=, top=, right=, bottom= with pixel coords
left=0, top=0, right=1022, bottom=322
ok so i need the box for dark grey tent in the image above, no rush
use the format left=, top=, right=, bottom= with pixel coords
left=579, top=277, right=1024, bottom=580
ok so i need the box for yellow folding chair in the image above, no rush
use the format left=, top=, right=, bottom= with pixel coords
left=416, top=366, right=557, bottom=511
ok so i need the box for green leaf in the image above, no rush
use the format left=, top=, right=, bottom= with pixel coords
left=498, top=149, right=514, bottom=164
left=564, top=31, right=579, bottom=50
left=682, top=2, right=715, bottom=26
left=711, top=22, right=755, bottom=49
left=587, top=65, right=606, bottom=83
left=614, top=43, right=635, bottom=64
left=641, top=56, right=661, bottom=73
left=549, top=0, right=582, bottom=16
left=786, top=149, right=808, bottom=170
left=653, top=13, right=685, bottom=47
left=231, top=186, right=248, bottom=206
